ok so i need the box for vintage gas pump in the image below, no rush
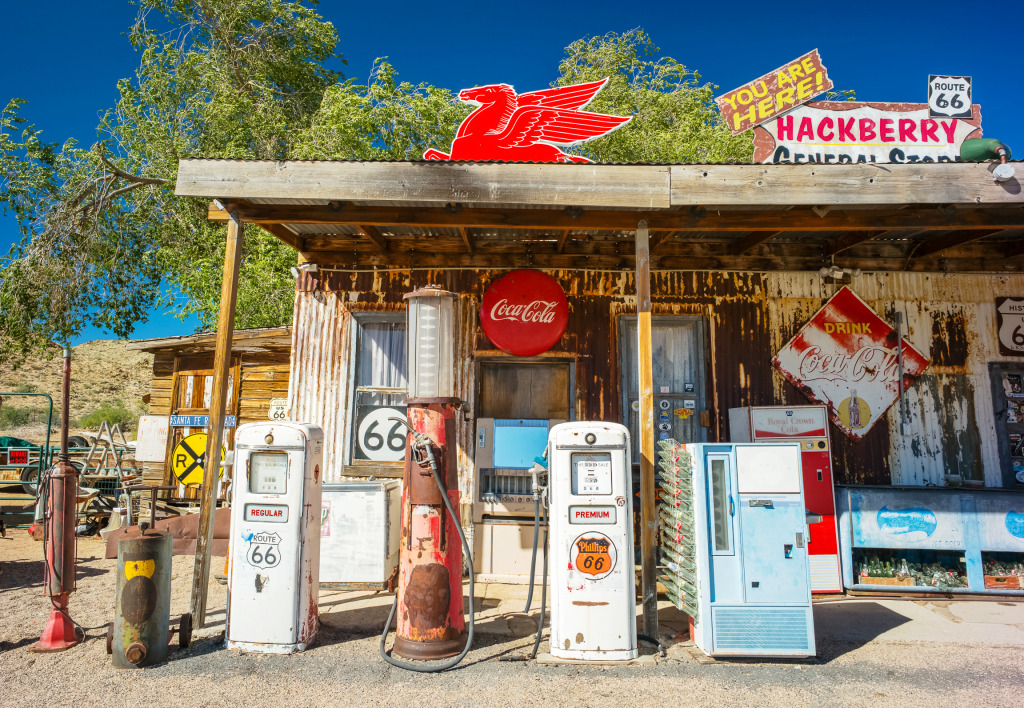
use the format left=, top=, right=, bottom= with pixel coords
left=33, top=348, right=82, bottom=652
left=226, top=422, right=323, bottom=653
left=379, top=288, right=476, bottom=672
left=547, top=421, right=638, bottom=661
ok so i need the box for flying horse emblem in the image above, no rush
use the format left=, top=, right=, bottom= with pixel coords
left=423, top=78, right=630, bottom=163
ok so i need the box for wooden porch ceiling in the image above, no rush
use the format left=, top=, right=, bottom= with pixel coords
left=178, top=160, right=1024, bottom=273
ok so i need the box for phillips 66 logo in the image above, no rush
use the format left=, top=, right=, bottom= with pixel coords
left=247, top=531, right=282, bottom=569
left=573, top=532, right=617, bottom=580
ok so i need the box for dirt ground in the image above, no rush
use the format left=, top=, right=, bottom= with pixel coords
left=2, top=529, right=1023, bottom=708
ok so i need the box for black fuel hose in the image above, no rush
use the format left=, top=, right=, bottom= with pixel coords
left=523, top=495, right=540, bottom=613
left=530, top=500, right=549, bottom=659
left=379, top=421, right=475, bottom=673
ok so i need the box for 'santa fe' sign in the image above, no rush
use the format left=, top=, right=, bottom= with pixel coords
left=773, top=287, right=929, bottom=441
left=753, top=101, right=982, bottom=164
left=480, top=269, right=568, bottom=356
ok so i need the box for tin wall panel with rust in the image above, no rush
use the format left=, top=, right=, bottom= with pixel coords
left=290, top=269, right=1024, bottom=500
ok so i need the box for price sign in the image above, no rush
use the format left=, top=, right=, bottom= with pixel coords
left=268, top=398, right=289, bottom=421
left=354, top=406, right=408, bottom=462
left=928, top=75, right=972, bottom=119
left=997, top=298, right=1024, bottom=356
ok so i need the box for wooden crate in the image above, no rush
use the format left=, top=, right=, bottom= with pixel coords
left=860, top=575, right=916, bottom=586
left=984, top=575, right=1023, bottom=590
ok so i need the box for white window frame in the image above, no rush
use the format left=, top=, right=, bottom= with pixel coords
left=343, top=311, right=408, bottom=466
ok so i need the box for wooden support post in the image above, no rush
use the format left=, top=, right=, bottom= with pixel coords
left=635, top=219, right=658, bottom=641
left=189, top=210, right=244, bottom=628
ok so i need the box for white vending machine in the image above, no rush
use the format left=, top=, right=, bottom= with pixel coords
left=227, top=422, right=323, bottom=653
left=685, top=443, right=816, bottom=658
left=548, top=422, right=637, bottom=661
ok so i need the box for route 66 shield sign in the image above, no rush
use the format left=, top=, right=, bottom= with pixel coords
left=247, top=531, right=282, bottom=569
left=573, top=532, right=616, bottom=580
left=997, top=298, right=1024, bottom=356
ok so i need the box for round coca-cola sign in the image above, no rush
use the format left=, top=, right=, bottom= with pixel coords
left=480, top=270, right=568, bottom=356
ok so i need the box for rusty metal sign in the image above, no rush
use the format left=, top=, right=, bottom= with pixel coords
left=753, top=101, right=982, bottom=164
left=716, top=49, right=833, bottom=135
left=772, top=286, right=929, bottom=441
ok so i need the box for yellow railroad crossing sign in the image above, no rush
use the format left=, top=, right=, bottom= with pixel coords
left=170, top=432, right=225, bottom=486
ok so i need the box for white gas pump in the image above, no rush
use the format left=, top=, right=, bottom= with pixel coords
left=227, top=422, right=323, bottom=653
left=548, top=422, right=638, bottom=661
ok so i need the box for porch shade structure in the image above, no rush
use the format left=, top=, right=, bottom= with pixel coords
left=176, top=159, right=1024, bottom=637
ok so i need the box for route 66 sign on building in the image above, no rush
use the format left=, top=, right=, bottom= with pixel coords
left=996, top=298, right=1024, bottom=356
left=928, top=75, right=972, bottom=119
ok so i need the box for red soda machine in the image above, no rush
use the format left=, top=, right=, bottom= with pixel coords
left=729, top=405, right=842, bottom=593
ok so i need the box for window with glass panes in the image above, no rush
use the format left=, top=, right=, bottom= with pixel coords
left=349, top=314, right=408, bottom=463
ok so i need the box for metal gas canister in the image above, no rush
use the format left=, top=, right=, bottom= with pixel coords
left=107, top=523, right=191, bottom=667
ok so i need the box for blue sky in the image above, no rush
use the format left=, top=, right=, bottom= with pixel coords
left=3, top=0, right=1021, bottom=344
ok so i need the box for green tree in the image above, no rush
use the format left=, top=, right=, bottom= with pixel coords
left=554, top=29, right=753, bottom=163
left=1, top=0, right=342, bottom=364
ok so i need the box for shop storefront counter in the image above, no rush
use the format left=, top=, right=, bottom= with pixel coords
left=837, top=484, right=1024, bottom=595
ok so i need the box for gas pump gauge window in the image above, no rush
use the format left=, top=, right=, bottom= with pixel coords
left=249, top=452, right=288, bottom=494
left=570, top=453, right=613, bottom=495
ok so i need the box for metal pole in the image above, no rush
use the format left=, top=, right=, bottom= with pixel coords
left=895, top=311, right=907, bottom=436
left=190, top=211, right=244, bottom=627
left=634, top=220, right=659, bottom=640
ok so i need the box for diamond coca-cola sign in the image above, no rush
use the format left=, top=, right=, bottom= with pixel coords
left=480, top=270, right=568, bottom=356
left=773, top=286, right=929, bottom=441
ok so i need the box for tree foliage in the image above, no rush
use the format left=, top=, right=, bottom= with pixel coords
left=2, top=13, right=768, bottom=364
left=555, top=29, right=753, bottom=164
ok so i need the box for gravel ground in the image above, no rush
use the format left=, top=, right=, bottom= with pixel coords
left=2, top=530, right=1022, bottom=708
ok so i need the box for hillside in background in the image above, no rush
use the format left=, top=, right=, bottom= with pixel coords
left=0, top=341, right=152, bottom=444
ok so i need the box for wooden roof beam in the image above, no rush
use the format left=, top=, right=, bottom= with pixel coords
left=459, top=227, right=475, bottom=253
left=822, top=230, right=890, bottom=257
left=911, top=229, right=1007, bottom=259
left=1003, top=238, right=1024, bottom=259
left=358, top=224, right=387, bottom=251
left=730, top=230, right=784, bottom=255
left=209, top=203, right=1024, bottom=234
left=258, top=222, right=304, bottom=251
left=649, top=231, right=677, bottom=252
left=556, top=229, right=575, bottom=254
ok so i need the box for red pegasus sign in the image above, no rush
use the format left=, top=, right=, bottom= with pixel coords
left=423, top=78, right=630, bottom=163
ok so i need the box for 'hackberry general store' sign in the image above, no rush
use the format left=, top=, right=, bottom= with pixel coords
left=773, top=287, right=929, bottom=441
left=753, top=101, right=982, bottom=164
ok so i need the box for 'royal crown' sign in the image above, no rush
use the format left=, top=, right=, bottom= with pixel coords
left=480, top=270, right=568, bottom=356
left=772, top=287, right=929, bottom=441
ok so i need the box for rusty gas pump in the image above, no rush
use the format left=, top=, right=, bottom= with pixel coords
left=379, top=288, right=476, bottom=671
left=32, top=349, right=82, bottom=652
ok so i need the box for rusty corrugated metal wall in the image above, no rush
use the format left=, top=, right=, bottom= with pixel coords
left=288, top=269, right=1024, bottom=503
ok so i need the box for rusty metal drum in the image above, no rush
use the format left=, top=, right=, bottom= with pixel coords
left=110, top=528, right=172, bottom=668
